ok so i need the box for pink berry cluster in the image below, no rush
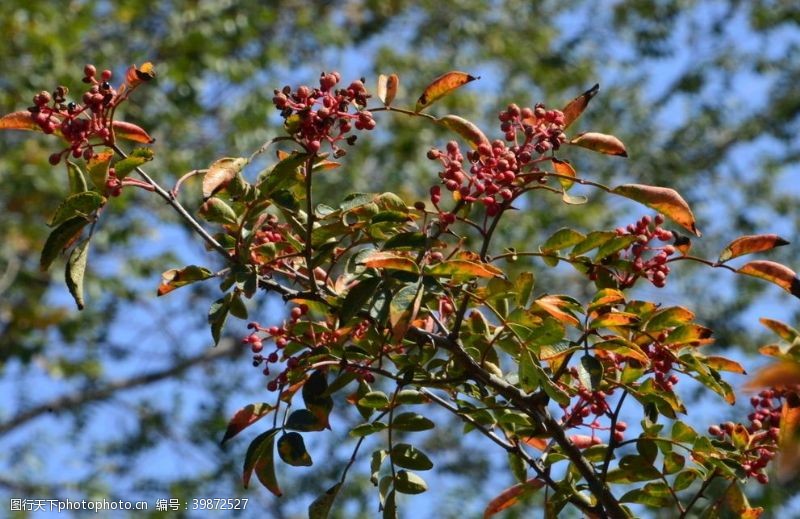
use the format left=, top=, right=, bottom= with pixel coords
left=272, top=71, right=376, bottom=155
left=614, top=215, right=675, bottom=288
left=28, top=65, right=127, bottom=165
left=707, top=389, right=786, bottom=484
left=646, top=338, right=681, bottom=392
left=248, top=214, right=296, bottom=274
left=426, top=103, right=566, bottom=219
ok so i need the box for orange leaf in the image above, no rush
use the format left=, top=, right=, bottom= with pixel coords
left=745, top=362, right=800, bottom=390
left=220, top=403, right=274, bottom=445
left=551, top=158, right=576, bottom=191
left=425, top=259, right=503, bottom=279
left=569, top=132, right=628, bottom=157
left=777, top=398, right=800, bottom=480
left=532, top=296, right=580, bottom=327
left=737, top=260, right=800, bottom=298
left=759, top=318, right=800, bottom=342
left=483, top=478, right=544, bottom=518
left=718, top=234, right=789, bottom=263
left=415, top=71, right=479, bottom=112
left=360, top=251, right=419, bottom=274
left=705, top=356, right=747, bottom=374
left=612, top=184, right=700, bottom=237
left=0, top=110, right=42, bottom=132
left=561, top=83, right=599, bottom=129
left=112, top=120, right=155, bottom=143
left=125, top=62, right=157, bottom=87
left=202, top=157, right=248, bottom=199
left=520, top=436, right=548, bottom=450
left=436, top=115, right=489, bottom=149
left=377, top=73, right=399, bottom=106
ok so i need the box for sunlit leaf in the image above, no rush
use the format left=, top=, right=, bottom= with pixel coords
left=541, top=227, right=586, bottom=253
left=425, top=259, right=503, bottom=279
left=589, top=311, right=639, bottom=329
left=49, top=192, right=106, bottom=227
left=65, top=239, right=90, bottom=310
left=114, top=147, right=155, bottom=180
left=612, top=184, right=700, bottom=236
left=377, top=73, right=399, bottom=106
left=437, top=114, right=489, bottom=149
left=704, top=356, right=746, bottom=374
left=358, top=391, right=391, bottom=409
left=551, top=157, right=576, bottom=191
left=158, top=265, right=214, bottom=296
left=561, top=83, right=599, bottom=128
left=0, top=110, right=42, bottom=132
left=594, top=339, right=649, bottom=363
left=570, top=132, right=628, bottom=157
left=203, top=157, right=248, bottom=199
left=578, top=355, right=603, bottom=390
left=737, top=260, right=800, bottom=298
left=221, top=403, right=274, bottom=445
left=360, top=251, right=419, bottom=274
left=718, top=234, right=789, bottom=263
left=645, top=306, right=695, bottom=331
left=87, top=149, right=113, bottom=190
left=483, top=478, right=544, bottom=518
left=112, top=120, right=155, bottom=143
left=415, top=71, right=478, bottom=112
left=65, top=161, right=88, bottom=194
left=759, top=318, right=800, bottom=343
left=199, top=197, right=238, bottom=225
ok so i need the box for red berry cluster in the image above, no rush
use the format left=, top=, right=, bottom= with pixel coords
left=28, top=65, right=128, bottom=165
left=426, top=103, right=566, bottom=219
left=646, top=338, right=680, bottom=392
left=614, top=215, right=675, bottom=288
left=561, top=385, right=627, bottom=443
left=272, top=72, right=375, bottom=155
left=707, top=388, right=784, bottom=484
left=248, top=214, right=296, bottom=274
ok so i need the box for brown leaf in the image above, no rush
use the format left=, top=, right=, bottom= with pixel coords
left=737, top=260, right=800, bottom=298
left=202, top=157, right=248, bottom=199
left=718, top=234, right=789, bottom=263
left=569, top=132, right=628, bottom=157
left=612, top=184, right=700, bottom=236
left=415, top=71, right=478, bottom=112
left=377, top=73, right=399, bottom=106
left=112, top=120, right=155, bottom=143
left=551, top=158, right=576, bottom=191
left=0, top=110, right=42, bottom=132
left=483, top=478, right=544, bottom=518
left=561, top=83, right=599, bottom=128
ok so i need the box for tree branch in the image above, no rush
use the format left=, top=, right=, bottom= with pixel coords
left=0, top=338, right=241, bottom=436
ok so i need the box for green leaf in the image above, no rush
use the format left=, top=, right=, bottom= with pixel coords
left=391, top=412, right=435, bottom=432
left=394, top=470, right=428, bottom=494
left=383, top=232, right=427, bottom=250
left=158, top=265, right=214, bottom=296
left=303, top=370, right=334, bottom=429
left=619, top=483, right=673, bottom=507
left=286, top=409, right=324, bottom=432
left=208, top=293, right=232, bottom=345
left=389, top=283, right=422, bottom=338
left=662, top=452, right=685, bottom=474
left=242, top=428, right=280, bottom=493
left=515, top=272, right=535, bottom=307
left=258, top=152, right=306, bottom=195
left=277, top=432, right=313, bottom=466
left=396, top=389, right=428, bottom=405
left=606, top=455, right=662, bottom=483
left=673, top=469, right=699, bottom=491
left=65, top=161, right=88, bottom=194
left=671, top=421, right=698, bottom=443
left=221, top=403, right=274, bottom=445
left=391, top=443, right=433, bottom=471
left=65, top=238, right=90, bottom=310
left=645, top=307, right=696, bottom=331
left=595, top=235, right=637, bottom=261
left=508, top=452, right=527, bottom=483
left=114, top=147, right=154, bottom=180
left=541, top=227, right=586, bottom=252
left=339, top=276, right=381, bottom=325
left=570, top=231, right=616, bottom=256
left=578, top=355, right=604, bottom=390
left=308, top=483, right=342, bottom=519
left=358, top=391, right=391, bottom=409
left=371, top=449, right=388, bottom=484
left=350, top=422, right=388, bottom=437
left=360, top=251, right=419, bottom=274
left=199, top=197, right=238, bottom=225
left=40, top=216, right=89, bottom=271
left=612, top=184, right=700, bottom=237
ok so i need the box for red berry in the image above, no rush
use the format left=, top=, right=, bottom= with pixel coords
left=101, top=69, right=112, bottom=81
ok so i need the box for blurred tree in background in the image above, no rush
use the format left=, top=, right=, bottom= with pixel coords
left=1, top=1, right=798, bottom=517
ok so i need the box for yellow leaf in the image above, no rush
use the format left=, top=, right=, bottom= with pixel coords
left=436, top=115, right=489, bottom=149
left=612, top=184, right=700, bottom=237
